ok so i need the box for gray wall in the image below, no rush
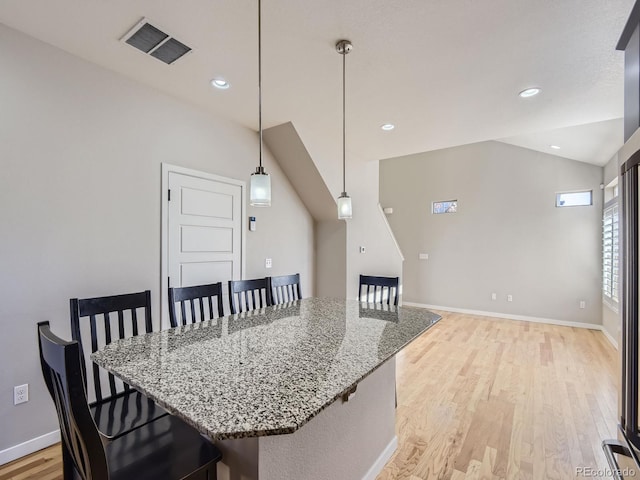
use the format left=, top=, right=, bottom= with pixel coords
left=380, top=141, right=603, bottom=324
left=315, top=221, right=347, bottom=298
left=346, top=158, right=404, bottom=300
left=0, top=25, right=314, bottom=452
left=262, top=122, right=350, bottom=300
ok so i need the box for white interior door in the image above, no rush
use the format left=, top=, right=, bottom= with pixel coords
left=165, top=168, right=244, bottom=323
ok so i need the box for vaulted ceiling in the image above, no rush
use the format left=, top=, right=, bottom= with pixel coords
left=0, top=0, right=633, bottom=167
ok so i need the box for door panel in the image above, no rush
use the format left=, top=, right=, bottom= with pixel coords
left=168, top=171, right=242, bottom=316
left=181, top=187, right=234, bottom=219
left=180, top=261, right=234, bottom=287
left=181, top=226, right=233, bottom=253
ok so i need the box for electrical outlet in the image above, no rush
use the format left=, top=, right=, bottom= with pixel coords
left=265, top=258, right=272, bottom=269
left=14, top=384, right=28, bottom=405
left=579, top=300, right=586, bottom=309
left=491, top=293, right=497, bottom=301
left=507, top=294, right=513, bottom=302
left=419, top=253, right=429, bottom=260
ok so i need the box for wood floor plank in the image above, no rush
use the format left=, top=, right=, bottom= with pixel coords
left=0, top=444, right=62, bottom=480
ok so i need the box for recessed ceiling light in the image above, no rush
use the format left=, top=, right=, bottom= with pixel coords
left=211, top=78, right=230, bottom=89
left=518, top=87, right=541, bottom=98
left=381, top=124, right=395, bottom=131
left=550, top=145, right=561, bottom=150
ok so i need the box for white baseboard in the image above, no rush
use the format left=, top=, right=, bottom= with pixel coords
left=404, top=302, right=621, bottom=349
left=403, top=302, right=603, bottom=330
left=600, top=326, right=619, bottom=350
left=362, top=435, right=398, bottom=480
left=0, top=430, right=60, bottom=466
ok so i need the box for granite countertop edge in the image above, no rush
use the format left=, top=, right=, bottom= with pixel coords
left=91, top=301, right=441, bottom=440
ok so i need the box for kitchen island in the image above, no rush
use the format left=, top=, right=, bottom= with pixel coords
left=92, top=298, right=440, bottom=480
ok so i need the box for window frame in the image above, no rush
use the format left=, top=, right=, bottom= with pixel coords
left=432, top=199, right=458, bottom=215
left=602, top=197, right=619, bottom=311
left=555, top=190, right=593, bottom=208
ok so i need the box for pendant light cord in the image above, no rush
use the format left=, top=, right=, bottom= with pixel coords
left=258, top=0, right=263, bottom=170
left=342, top=47, right=346, bottom=193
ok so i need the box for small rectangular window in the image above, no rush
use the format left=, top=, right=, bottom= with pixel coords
left=432, top=200, right=457, bottom=214
left=556, top=190, right=592, bottom=207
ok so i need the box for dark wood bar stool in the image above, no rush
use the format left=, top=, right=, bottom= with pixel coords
left=70, top=290, right=167, bottom=439
left=228, top=278, right=270, bottom=314
left=268, top=274, right=302, bottom=305
left=358, top=275, right=400, bottom=306
left=168, top=282, right=224, bottom=327
left=38, top=321, right=222, bottom=480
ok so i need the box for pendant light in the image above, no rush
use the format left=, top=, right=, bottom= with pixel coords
left=250, top=0, right=271, bottom=207
left=336, top=40, right=352, bottom=219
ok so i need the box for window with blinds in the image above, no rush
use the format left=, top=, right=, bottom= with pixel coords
left=603, top=202, right=619, bottom=305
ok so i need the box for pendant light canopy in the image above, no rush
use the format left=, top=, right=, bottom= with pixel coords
left=336, top=40, right=352, bottom=220
left=250, top=0, right=271, bottom=207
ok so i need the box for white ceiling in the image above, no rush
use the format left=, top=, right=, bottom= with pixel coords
left=0, top=0, right=633, bottom=172
left=499, top=117, right=624, bottom=166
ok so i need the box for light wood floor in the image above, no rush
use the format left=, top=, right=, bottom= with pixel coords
left=0, top=444, right=61, bottom=480
left=378, top=312, right=618, bottom=480
left=0, top=311, right=618, bottom=480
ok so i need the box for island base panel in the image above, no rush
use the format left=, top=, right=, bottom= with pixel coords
left=216, top=357, right=397, bottom=480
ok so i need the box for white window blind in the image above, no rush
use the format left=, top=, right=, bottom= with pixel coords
left=603, top=202, right=619, bottom=304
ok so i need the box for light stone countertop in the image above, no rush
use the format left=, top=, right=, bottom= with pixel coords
left=91, top=298, right=441, bottom=440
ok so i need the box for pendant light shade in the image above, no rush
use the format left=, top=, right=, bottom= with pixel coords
left=336, top=40, right=352, bottom=219
left=337, top=192, right=352, bottom=219
left=249, top=0, right=271, bottom=207
left=250, top=166, right=271, bottom=206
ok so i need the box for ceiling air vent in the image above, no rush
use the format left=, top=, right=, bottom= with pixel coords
left=121, top=18, right=192, bottom=65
